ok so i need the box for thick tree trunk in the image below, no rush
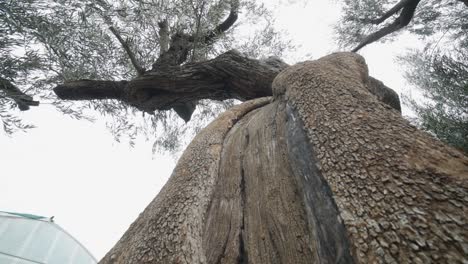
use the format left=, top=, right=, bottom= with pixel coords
left=100, top=53, right=467, bottom=263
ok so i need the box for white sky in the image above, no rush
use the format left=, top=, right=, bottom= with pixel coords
left=1, top=0, right=422, bottom=260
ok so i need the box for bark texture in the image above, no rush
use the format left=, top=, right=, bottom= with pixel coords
left=273, top=52, right=468, bottom=263
left=53, top=50, right=399, bottom=121
left=100, top=52, right=467, bottom=263
left=54, top=51, right=288, bottom=116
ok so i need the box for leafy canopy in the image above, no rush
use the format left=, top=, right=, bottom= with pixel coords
left=1, top=0, right=292, bottom=152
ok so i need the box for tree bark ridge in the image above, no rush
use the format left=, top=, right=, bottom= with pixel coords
left=273, top=52, right=468, bottom=262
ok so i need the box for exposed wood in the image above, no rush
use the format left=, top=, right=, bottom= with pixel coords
left=203, top=100, right=354, bottom=263
left=99, top=98, right=271, bottom=264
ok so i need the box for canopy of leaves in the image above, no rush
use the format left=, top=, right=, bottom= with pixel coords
left=1, top=0, right=292, bottom=152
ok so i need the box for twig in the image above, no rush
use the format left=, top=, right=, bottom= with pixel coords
left=109, top=26, right=146, bottom=76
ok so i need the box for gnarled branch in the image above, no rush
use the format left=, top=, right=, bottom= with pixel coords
left=353, top=0, right=421, bottom=52
left=54, top=50, right=288, bottom=121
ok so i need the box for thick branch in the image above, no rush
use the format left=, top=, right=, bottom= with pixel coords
left=109, top=26, right=146, bottom=76
left=54, top=79, right=126, bottom=101
left=54, top=50, right=288, bottom=121
left=353, top=0, right=421, bottom=52
left=0, top=77, right=39, bottom=110
left=152, top=32, right=191, bottom=70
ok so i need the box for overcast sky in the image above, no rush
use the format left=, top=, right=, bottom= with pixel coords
left=1, top=0, right=421, bottom=260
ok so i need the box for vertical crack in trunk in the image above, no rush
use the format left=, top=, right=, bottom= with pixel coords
left=285, top=104, right=355, bottom=264
left=203, top=101, right=335, bottom=263
left=237, top=131, right=249, bottom=264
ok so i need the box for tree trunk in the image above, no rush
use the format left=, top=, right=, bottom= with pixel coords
left=100, top=52, right=467, bottom=263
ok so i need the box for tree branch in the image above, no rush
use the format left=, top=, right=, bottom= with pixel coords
left=54, top=79, right=126, bottom=101
left=54, top=50, right=288, bottom=121
left=352, top=0, right=421, bottom=52
left=199, top=0, right=239, bottom=44
left=109, top=26, right=146, bottom=76
left=0, top=77, right=39, bottom=110
left=360, top=0, right=412, bottom=24
left=158, top=20, right=170, bottom=54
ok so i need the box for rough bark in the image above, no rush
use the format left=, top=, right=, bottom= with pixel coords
left=54, top=50, right=288, bottom=116
left=273, top=52, right=468, bottom=263
left=54, top=50, right=399, bottom=120
left=100, top=53, right=467, bottom=263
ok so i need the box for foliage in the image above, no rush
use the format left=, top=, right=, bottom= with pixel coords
left=1, top=0, right=292, bottom=152
left=336, top=0, right=468, bottom=153
left=400, top=46, right=468, bottom=153
left=335, top=0, right=467, bottom=49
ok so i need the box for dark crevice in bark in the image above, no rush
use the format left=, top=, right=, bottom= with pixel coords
left=285, top=103, right=355, bottom=264
left=237, top=125, right=249, bottom=263
left=237, top=151, right=248, bottom=264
